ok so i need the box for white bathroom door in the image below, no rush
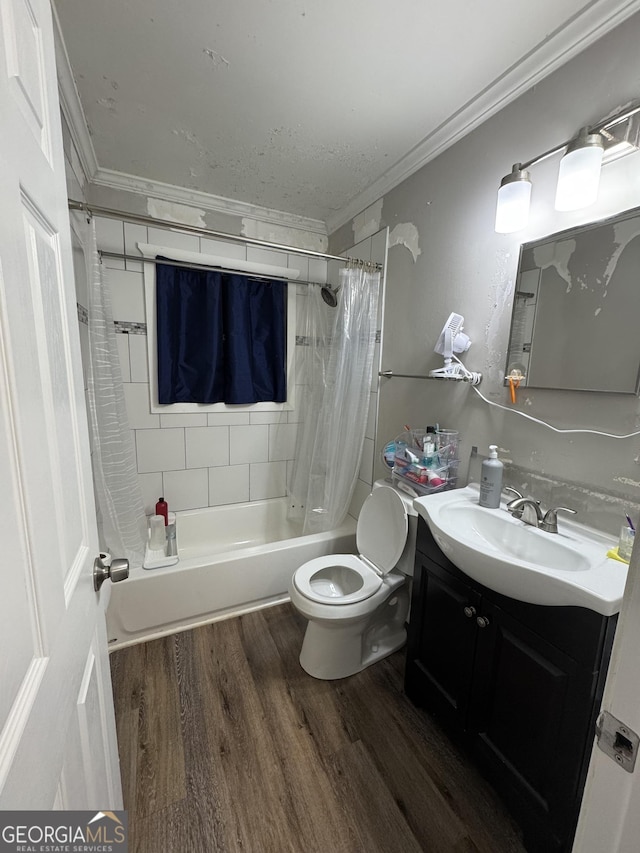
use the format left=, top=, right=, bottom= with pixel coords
left=0, top=0, right=122, bottom=808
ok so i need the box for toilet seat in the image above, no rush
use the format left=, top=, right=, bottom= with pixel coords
left=293, top=486, right=408, bottom=606
left=293, top=554, right=384, bottom=604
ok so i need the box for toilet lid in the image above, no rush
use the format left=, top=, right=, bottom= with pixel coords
left=357, top=486, right=408, bottom=575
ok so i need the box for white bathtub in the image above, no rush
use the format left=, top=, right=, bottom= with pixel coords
left=106, top=497, right=357, bottom=649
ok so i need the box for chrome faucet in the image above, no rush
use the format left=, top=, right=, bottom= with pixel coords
left=506, top=495, right=543, bottom=527
left=505, top=487, right=577, bottom=533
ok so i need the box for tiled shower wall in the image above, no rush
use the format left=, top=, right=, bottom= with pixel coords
left=91, top=215, right=330, bottom=515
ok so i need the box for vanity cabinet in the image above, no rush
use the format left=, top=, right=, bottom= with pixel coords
left=405, top=517, right=617, bottom=853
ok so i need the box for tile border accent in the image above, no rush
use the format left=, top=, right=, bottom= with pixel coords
left=77, top=302, right=88, bottom=325
left=115, top=320, right=147, bottom=335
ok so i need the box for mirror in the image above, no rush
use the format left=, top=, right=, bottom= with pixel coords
left=505, top=206, right=640, bottom=394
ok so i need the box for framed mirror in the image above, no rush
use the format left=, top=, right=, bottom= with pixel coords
left=505, top=206, right=640, bottom=394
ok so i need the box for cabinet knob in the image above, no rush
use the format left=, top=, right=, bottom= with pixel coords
left=463, top=606, right=476, bottom=618
left=476, top=615, right=491, bottom=629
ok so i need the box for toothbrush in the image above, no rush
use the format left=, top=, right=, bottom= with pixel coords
left=625, top=514, right=635, bottom=532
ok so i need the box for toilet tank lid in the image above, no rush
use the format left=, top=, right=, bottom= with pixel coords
left=358, top=486, right=408, bottom=575
left=373, top=478, right=418, bottom=516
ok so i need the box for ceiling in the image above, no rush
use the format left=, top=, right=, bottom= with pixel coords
left=53, top=0, right=639, bottom=232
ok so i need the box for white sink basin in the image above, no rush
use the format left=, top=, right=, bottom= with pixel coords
left=413, top=486, right=628, bottom=615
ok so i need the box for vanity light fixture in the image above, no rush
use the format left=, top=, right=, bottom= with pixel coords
left=494, top=101, right=640, bottom=234
left=495, top=164, right=532, bottom=233
left=554, top=128, right=604, bottom=211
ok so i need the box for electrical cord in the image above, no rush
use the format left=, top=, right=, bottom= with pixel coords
left=451, top=357, right=640, bottom=440
left=471, top=383, right=640, bottom=439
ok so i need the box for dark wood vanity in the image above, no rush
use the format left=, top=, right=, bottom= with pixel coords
left=405, top=516, right=617, bottom=853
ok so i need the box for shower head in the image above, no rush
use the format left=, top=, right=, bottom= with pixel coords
left=320, top=284, right=339, bottom=307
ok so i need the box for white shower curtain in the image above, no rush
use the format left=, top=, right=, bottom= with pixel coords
left=79, top=216, right=147, bottom=565
left=289, top=263, right=380, bottom=534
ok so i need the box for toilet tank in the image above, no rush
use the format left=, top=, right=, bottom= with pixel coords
left=372, top=479, right=418, bottom=577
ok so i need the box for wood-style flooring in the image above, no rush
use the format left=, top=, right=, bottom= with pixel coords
left=110, top=604, right=526, bottom=853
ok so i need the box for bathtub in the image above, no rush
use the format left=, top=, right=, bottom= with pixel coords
left=106, top=497, right=357, bottom=649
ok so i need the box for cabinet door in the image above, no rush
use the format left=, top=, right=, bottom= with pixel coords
left=470, top=600, right=596, bottom=851
left=405, top=558, right=480, bottom=735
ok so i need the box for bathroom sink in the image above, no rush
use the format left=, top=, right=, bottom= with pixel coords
left=413, top=486, right=628, bottom=615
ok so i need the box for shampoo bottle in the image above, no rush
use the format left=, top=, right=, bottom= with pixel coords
left=155, top=496, right=169, bottom=525
left=479, top=445, right=503, bottom=508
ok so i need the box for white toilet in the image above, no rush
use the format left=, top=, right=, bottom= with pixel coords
left=288, top=480, right=418, bottom=680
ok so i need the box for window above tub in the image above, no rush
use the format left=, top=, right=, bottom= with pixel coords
left=141, top=243, right=298, bottom=414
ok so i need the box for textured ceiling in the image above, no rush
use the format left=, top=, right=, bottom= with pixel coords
left=54, top=0, right=634, bottom=227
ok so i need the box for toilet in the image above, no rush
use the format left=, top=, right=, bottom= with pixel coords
left=288, top=480, right=418, bottom=680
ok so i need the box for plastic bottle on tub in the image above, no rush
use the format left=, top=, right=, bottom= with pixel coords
left=479, top=445, right=503, bottom=508
left=155, top=496, right=169, bottom=525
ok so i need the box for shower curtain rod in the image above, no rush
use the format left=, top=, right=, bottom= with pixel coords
left=98, top=249, right=336, bottom=289
left=68, top=200, right=382, bottom=269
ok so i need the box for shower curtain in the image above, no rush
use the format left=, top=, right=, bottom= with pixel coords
left=78, top=216, right=147, bottom=565
left=289, top=263, right=380, bottom=534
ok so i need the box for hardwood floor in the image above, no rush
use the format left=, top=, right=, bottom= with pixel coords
left=110, top=604, right=526, bottom=853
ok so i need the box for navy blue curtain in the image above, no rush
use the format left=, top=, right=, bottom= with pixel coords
left=156, top=261, right=287, bottom=404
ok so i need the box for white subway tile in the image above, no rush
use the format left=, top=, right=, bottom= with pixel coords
left=136, top=427, right=185, bottom=473
left=200, top=236, right=246, bottom=260
left=250, top=461, right=287, bottom=500
left=208, top=465, right=249, bottom=506
left=371, top=229, right=387, bottom=266
left=351, top=237, right=372, bottom=262
left=78, top=321, right=90, bottom=389
left=250, top=411, right=288, bottom=425
left=348, top=479, right=371, bottom=520
left=208, top=412, right=251, bottom=426
left=124, top=223, right=148, bottom=272
left=137, top=472, right=163, bottom=516
left=163, top=468, right=209, bottom=511
left=95, top=217, right=125, bottom=269
left=287, top=254, right=309, bottom=280
left=359, top=437, right=375, bottom=485
left=186, top=426, right=229, bottom=468
left=107, top=268, right=146, bottom=322
left=123, top=383, right=159, bottom=429
left=247, top=246, right=288, bottom=268
left=309, top=257, right=328, bottom=284
left=84, top=389, right=93, bottom=452
left=269, top=422, right=298, bottom=462
left=371, top=342, right=381, bottom=391
left=366, top=392, right=377, bottom=440
left=229, top=424, right=269, bottom=464
left=129, top=334, right=149, bottom=382
left=115, top=333, right=131, bottom=383
left=147, top=227, right=199, bottom=252
left=160, top=412, right=208, bottom=428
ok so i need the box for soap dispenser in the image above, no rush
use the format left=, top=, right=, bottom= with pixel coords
left=479, top=445, right=503, bottom=508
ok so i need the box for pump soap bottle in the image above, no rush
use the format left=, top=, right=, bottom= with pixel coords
left=479, top=445, right=503, bottom=508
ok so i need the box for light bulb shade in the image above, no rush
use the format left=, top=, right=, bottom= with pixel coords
left=495, top=165, right=532, bottom=233
left=554, top=130, right=604, bottom=211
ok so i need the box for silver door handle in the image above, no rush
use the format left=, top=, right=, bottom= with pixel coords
left=93, top=553, right=129, bottom=591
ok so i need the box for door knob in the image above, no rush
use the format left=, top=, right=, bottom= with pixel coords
left=93, top=553, right=129, bottom=591
left=463, top=606, right=476, bottom=618
left=476, top=615, right=491, bottom=629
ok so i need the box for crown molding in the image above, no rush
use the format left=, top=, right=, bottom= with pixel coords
left=90, top=167, right=328, bottom=235
left=51, top=3, right=98, bottom=183
left=326, top=0, right=640, bottom=235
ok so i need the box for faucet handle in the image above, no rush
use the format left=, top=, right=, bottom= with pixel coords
left=541, top=506, right=577, bottom=534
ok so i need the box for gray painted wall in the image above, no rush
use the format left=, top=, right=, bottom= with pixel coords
left=329, top=12, right=640, bottom=536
